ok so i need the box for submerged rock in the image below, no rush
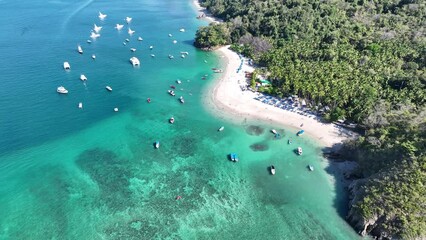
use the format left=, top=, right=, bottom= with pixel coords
left=250, top=143, right=269, bottom=151
left=246, top=125, right=265, bottom=136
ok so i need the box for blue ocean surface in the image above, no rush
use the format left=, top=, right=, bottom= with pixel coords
left=0, top=0, right=361, bottom=239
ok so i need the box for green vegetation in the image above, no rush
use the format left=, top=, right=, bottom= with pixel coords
left=195, top=0, right=426, bottom=238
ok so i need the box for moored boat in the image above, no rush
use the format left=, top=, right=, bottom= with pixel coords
left=270, top=165, right=276, bottom=175
left=63, top=62, right=70, bottom=70
left=130, top=57, right=140, bottom=66
left=57, top=86, right=68, bottom=94
left=229, top=153, right=239, bottom=162
left=169, top=117, right=175, bottom=124
left=78, top=102, right=83, bottom=109
left=77, top=45, right=83, bottom=54
left=92, top=54, right=96, bottom=60
left=167, top=90, right=175, bottom=96
left=155, top=141, right=160, bottom=149
left=271, top=129, right=277, bottom=134
left=288, top=139, right=292, bottom=144
left=297, top=130, right=305, bottom=136
left=176, top=79, right=182, bottom=84
left=114, top=107, right=119, bottom=112
left=130, top=48, right=136, bottom=52
left=297, top=147, right=303, bottom=155
left=138, top=37, right=143, bottom=41
left=308, top=165, right=314, bottom=171
left=147, top=98, right=151, bottom=103
left=179, top=96, right=184, bottom=103
left=80, top=74, right=87, bottom=81
left=106, top=86, right=112, bottom=91
left=218, top=126, right=224, bottom=132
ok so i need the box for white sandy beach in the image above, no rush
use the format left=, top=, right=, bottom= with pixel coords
left=204, top=46, right=357, bottom=150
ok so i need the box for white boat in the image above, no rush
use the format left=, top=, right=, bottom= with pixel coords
left=270, top=165, right=276, bottom=175
left=90, top=32, right=100, bottom=39
left=130, top=48, right=136, bottom=52
left=169, top=117, right=175, bottom=124
left=181, top=54, right=185, bottom=58
left=77, top=45, right=83, bottom=54
left=308, top=165, right=314, bottom=171
left=98, top=12, right=107, bottom=21
left=168, top=33, right=172, bottom=37
left=137, top=37, right=143, bottom=41
left=149, top=45, right=153, bottom=50
left=92, top=54, right=96, bottom=60
left=176, top=80, right=182, bottom=84
left=57, top=86, right=68, bottom=94
left=180, top=51, right=189, bottom=55
left=155, top=141, right=160, bottom=149
left=179, top=28, right=185, bottom=32
left=297, top=147, right=303, bottom=155
left=93, top=24, right=102, bottom=33
left=173, top=40, right=177, bottom=44
left=115, top=24, right=124, bottom=31
left=130, top=57, right=140, bottom=66
left=128, top=28, right=135, bottom=35
left=218, top=126, right=224, bottom=132
left=179, top=96, right=184, bottom=103
left=114, top=107, right=119, bottom=112
left=125, top=17, right=132, bottom=24
left=123, top=42, right=127, bottom=46
left=150, top=54, right=155, bottom=57
left=271, top=129, right=277, bottom=134
left=87, top=39, right=92, bottom=44
left=78, top=102, right=83, bottom=109
left=167, top=90, right=175, bottom=96
left=63, top=62, right=70, bottom=70
left=80, top=74, right=87, bottom=81
left=106, top=86, right=112, bottom=91
left=168, top=55, right=174, bottom=59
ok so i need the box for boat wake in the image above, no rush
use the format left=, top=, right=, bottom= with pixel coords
left=60, top=0, right=95, bottom=34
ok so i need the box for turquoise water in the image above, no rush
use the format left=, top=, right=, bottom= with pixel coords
left=0, top=0, right=360, bottom=239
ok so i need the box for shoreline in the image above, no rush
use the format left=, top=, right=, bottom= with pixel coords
left=203, top=45, right=357, bottom=151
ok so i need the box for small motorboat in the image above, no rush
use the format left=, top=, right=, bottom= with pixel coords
left=125, top=16, right=132, bottom=24
left=169, top=117, right=175, bottom=124
left=180, top=51, right=189, bottom=55
left=115, top=24, right=124, bottom=31
left=106, top=86, right=112, bottom=91
left=154, top=141, right=160, bottom=149
left=87, top=39, right=92, bottom=44
left=114, top=107, right=119, bottom=112
left=168, top=33, right=172, bottom=37
left=78, top=102, right=83, bottom=109
left=167, top=90, right=175, bottom=96
left=288, top=139, right=292, bottom=144
left=138, top=37, right=143, bottom=41
left=270, top=165, right=276, bottom=175
left=181, top=54, right=186, bottom=58
left=170, top=85, right=176, bottom=89
left=57, top=86, right=68, bottom=94
left=173, top=40, right=177, bottom=44
left=63, top=62, right=71, bottom=70
left=91, top=54, right=96, bottom=60
left=130, top=57, right=140, bottom=66
left=125, top=38, right=130, bottom=42
left=297, top=130, right=305, bottom=136
left=150, top=54, right=155, bottom=57
left=179, top=28, right=185, bottom=32
left=218, top=126, right=224, bottom=132
left=179, top=96, right=184, bottom=103
left=90, top=32, right=101, bottom=39
left=130, top=48, right=136, bottom=52
left=176, top=80, right=182, bottom=84
left=271, top=129, right=277, bottom=134
left=149, top=45, right=154, bottom=50
left=147, top=98, right=151, bottom=103
left=80, top=74, right=87, bottom=81
left=308, top=165, right=314, bottom=171
left=297, top=147, right=303, bottom=155
left=229, top=153, right=239, bottom=162
left=168, top=55, right=174, bottom=59
left=98, top=12, right=107, bottom=21
left=77, top=45, right=83, bottom=54
left=123, top=42, right=127, bottom=46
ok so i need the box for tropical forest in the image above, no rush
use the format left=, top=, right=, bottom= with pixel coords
left=194, top=0, right=426, bottom=238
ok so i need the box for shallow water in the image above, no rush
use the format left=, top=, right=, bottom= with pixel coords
left=0, top=0, right=360, bottom=239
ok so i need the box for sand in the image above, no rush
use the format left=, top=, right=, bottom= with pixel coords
left=204, top=46, right=357, bottom=150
